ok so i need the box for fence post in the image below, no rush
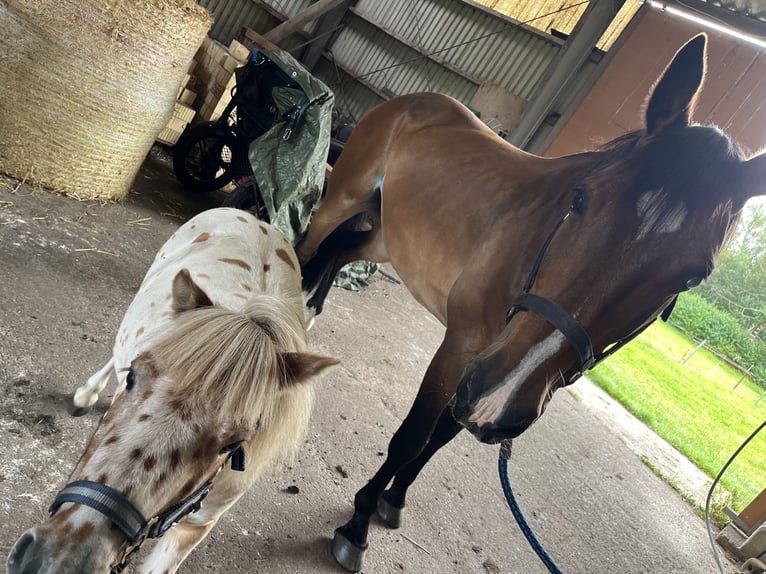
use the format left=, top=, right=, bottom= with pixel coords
left=732, top=365, right=754, bottom=390
left=681, top=339, right=707, bottom=365
left=707, top=358, right=723, bottom=377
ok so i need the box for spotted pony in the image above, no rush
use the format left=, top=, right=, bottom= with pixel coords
left=8, top=207, right=338, bottom=574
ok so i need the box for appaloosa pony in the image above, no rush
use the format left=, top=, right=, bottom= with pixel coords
left=7, top=207, right=337, bottom=574
left=297, top=35, right=766, bottom=570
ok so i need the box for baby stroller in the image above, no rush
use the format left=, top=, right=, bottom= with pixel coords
left=172, top=48, right=340, bottom=223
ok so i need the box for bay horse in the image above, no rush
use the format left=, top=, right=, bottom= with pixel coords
left=7, top=208, right=338, bottom=574
left=296, top=35, right=766, bottom=571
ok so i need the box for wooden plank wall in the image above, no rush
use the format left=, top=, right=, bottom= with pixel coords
left=546, top=7, right=766, bottom=158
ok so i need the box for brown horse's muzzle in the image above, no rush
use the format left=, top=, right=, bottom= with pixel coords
left=452, top=362, right=537, bottom=444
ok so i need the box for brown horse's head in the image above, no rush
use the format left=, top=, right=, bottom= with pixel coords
left=453, top=34, right=765, bottom=443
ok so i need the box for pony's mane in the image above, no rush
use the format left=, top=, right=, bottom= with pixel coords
left=149, top=294, right=307, bottom=429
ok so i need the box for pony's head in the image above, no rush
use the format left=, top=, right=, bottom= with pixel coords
left=453, top=35, right=765, bottom=443
left=8, top=270, right=337, bottom=573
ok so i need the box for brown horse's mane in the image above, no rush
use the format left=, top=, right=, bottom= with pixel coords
left=149, top=294, right=307, bottom=429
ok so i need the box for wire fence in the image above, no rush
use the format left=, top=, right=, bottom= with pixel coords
left=669, top=320, right=766, bottom=404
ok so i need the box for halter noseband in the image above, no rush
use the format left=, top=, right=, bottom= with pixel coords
left=49, top=446, right=246, bottom=573
left=505, top=189, right=676, bottom=384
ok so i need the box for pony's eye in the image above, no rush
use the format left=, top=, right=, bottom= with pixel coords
left=219, top=441, right=243, bottom=455
left=126, top=368, right=136, bottom=391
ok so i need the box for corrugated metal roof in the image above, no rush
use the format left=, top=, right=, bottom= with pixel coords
left=471, top=0, right=642, bottom=50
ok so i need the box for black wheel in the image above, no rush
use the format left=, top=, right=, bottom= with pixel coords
left=222, top=181, right=270, bottom=222
left=173, top=122, right=247, bottom=193
left=222, top=182, right=257, bottom=210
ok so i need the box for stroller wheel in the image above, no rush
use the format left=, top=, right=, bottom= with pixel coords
left=222, top=180, right=270, bottom=222
left=173, top=122, right=247, bottom=193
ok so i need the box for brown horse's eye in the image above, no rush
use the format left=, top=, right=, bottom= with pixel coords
left=686, top=276, right=703, bottom=290
left=571, top=186, right=588, bottom=215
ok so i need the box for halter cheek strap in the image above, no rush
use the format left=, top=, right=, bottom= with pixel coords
left=505, top=190, right=676, bottom=384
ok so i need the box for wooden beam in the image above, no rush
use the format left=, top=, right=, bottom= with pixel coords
left=239, top=27, right=280, bottom=52
left=507, top=0, right=626, bottom=149
left=264, top=0, right=348, bottom=44
left=301, top=0, right=355, bottom=71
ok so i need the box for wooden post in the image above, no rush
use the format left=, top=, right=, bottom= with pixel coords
left=732, top=365, right=754, bottom=390
left=264, top=0, right=348, bottom=44
left=739, top=488, right=766, bottom=534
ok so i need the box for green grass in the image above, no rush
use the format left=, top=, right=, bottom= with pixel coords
left=588, top=321, right=766, bottom=512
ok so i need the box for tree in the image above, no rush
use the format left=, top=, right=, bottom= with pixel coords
left=698, top=202, right=766, bottom=343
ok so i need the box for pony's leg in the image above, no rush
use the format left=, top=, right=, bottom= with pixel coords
left=332, top=340, right=461, bottom=571
left=377, top=405, right=463, bottom=528
left=69, top=357, right=114, bottom=417
left=137, top=473, right=245, bottom=574
left=137, top=519, right=217, bottom=574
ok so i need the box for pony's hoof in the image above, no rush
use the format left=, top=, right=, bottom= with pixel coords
left=67, top=401, right=91, bottom=417
left=331, top=529, right=366, bottom=572
left=377, top=495, right=402, bottom=529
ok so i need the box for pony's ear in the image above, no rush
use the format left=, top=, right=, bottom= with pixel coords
left=172, top=269, right=213, bottom=313
left=646, top=34, right=707, bottom=134
left=279, top=352, right=339, bottom=387
left=743, top=152, right=766, bottom=199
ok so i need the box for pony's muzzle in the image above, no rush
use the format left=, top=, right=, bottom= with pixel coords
left=7, top=529, right=45, bottom=574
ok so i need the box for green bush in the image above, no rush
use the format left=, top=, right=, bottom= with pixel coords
left=673, top=292, right=766, bottom=388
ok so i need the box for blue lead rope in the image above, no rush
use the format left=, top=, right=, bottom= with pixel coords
left=498, top=440, right=564, bottom=574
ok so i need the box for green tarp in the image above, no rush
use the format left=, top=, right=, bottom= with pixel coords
left=246, top=48, right=334, bottom=246
left=246, top=48, right=377, bottom=289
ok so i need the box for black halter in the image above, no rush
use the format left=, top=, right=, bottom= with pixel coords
left=49, top=446, right=246, bottom=573
left=505, top=189, right=676, bottom=385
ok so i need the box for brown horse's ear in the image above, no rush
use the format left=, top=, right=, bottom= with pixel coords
left=743, top=152, right=766, bottom=199
left=646, top=34, right=707, bottom=134
left=279, top=352, right=339, bottom=386
left=172, top=269, right=213, bottom=313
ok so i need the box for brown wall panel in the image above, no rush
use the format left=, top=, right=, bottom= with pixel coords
left=546, top=8, right=766, bottom=158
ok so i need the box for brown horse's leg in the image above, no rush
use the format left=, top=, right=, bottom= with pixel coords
left=332, top=338, right=462, bottom=571
left=377, top=405, right=463, bottom=528
left=302, top=202, right=384, bottom=316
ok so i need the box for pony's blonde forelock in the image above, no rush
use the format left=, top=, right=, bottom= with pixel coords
left=149, top=294, right=307, bottom=430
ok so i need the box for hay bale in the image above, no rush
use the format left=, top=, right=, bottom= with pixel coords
left=0, top=0, right=213, bottom=200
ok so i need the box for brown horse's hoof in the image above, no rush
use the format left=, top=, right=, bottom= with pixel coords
left=331, top=529, right=366, bottom=572
left=67, top=400, right=91, bottom=418
left=377, top=496, right=402, bottom=529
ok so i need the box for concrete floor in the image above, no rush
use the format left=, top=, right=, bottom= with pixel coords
left=0, top=150, right=740, bottom=573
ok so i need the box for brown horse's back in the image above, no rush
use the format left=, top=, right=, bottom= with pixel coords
left=326, top=93, right=563, bottom=321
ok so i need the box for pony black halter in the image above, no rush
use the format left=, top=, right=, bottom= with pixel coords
left=49, top=447, right=246, bottom=573
left=505, top=187, right=676, bottom=385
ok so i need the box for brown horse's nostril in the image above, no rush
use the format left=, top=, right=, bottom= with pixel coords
left=7, top=529, right=44, bottom=574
